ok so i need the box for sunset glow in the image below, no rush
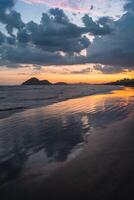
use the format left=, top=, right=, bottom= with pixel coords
left=1, top=65, right=134, bottom=85
left=0, top=0, right=134, bottom=85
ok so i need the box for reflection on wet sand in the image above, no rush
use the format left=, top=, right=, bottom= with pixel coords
left=0, top=87, right=134, bottom=186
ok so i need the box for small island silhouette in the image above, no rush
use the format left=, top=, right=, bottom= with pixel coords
left=22, top=77, right=67, bottom=86
left=22, top=77, right=134, bottom=86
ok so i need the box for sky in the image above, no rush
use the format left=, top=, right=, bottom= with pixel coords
left=0, top=0, right=134, bottom=84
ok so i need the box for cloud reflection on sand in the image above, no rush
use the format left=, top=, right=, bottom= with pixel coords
left=0, top=87, right=134, bottom=184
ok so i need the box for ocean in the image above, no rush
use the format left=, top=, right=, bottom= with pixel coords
left=0, top=84, right=118, bottom=119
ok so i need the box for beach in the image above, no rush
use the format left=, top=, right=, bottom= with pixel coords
left=0, top=85, right=119, bottom=119
left=0, top=86, right=134, bottom=200
left=1, top=0, right=134, bottom=199
left=30, top=114, right=134, bottom=200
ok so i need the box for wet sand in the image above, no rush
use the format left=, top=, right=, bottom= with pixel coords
left=39, top=115, right=134, bottom=200
left=0, top=87, right=134, bottom=200
left=0, top=85, right=119, bottom=119
left=1, top=114, right=134, bottom=200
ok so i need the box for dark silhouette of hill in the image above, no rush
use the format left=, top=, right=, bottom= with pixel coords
left=22, top=78, right=52, bottom=85
left=106, top=78, right=134, bottom=86
left=22, top=78, right=68, bottom=86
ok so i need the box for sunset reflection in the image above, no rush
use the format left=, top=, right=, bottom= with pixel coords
left=0, top=87, right=134, bottom=187
left=42, top=87, right=134, bottom=119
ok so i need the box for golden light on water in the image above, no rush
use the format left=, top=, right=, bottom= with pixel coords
left=39, top=87, right=134, bottom=120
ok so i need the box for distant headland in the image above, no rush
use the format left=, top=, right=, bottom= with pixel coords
left=22, top=77, right=67, bottom=86
left=106, top=78, right=134, bottom=86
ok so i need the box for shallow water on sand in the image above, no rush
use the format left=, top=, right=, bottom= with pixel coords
left=0, top=87, right=134, bottom=185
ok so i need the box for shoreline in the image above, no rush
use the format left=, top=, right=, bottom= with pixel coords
left=0, top=87, right=134, bottom=199
left=1, top=112, right=134, bottom=200
left=0, top=85, right=121, bottom=119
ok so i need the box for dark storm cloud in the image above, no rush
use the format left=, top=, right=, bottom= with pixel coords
left=7, top=36, right=16, bottom=45
left=17, top=8, right=111, bottom=53
left=93, top=65, right=125, bottom=74
left=124, top=0, right=134, bottom=12
left=71, top=65, right=124, bottom=75
left=4, top=11, right=24, bottom=36
left=87, top=0, right=134, bottom=70
left=82, top=15, right=113, bottom=35
left=0, top=0, right=15, bottom=11
left=0, top=31, right=6, bottom=44
left=0, top=44, right=89, bottom=67
left=0, top=0, right=24, bottom=36
left=22, top=9, right=90, bottom=53
left=0, top=1, right=113, bottom=68
left=0, top=0, right=134, bottom=73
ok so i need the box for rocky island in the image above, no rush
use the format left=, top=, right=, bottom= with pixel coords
left=22, top=77, right=67, bottom=86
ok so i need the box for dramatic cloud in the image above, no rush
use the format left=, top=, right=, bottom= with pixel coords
left=0, top=44, right=89, bottom=66
left=124, top=0, right=134, bottom=12
left=0, top=0, right=134, bottom=75
left=0, top=0, right=15, bottom=11
left=83, top=15, right=113, bottom=35
left=21, top=8, right=90, bottom=53
left=71, top=64, right=125, bottom=75
left=16, top=8, right=112, bottom=53
left=0, top=0, right=112, bottom=67
left=93, top=65, right=126, bottom=74
left=0, top=0, right=24, bottom=36
left=0, top=31, right=6, bottom=44
left=87, top=0, right=134, bottom=70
